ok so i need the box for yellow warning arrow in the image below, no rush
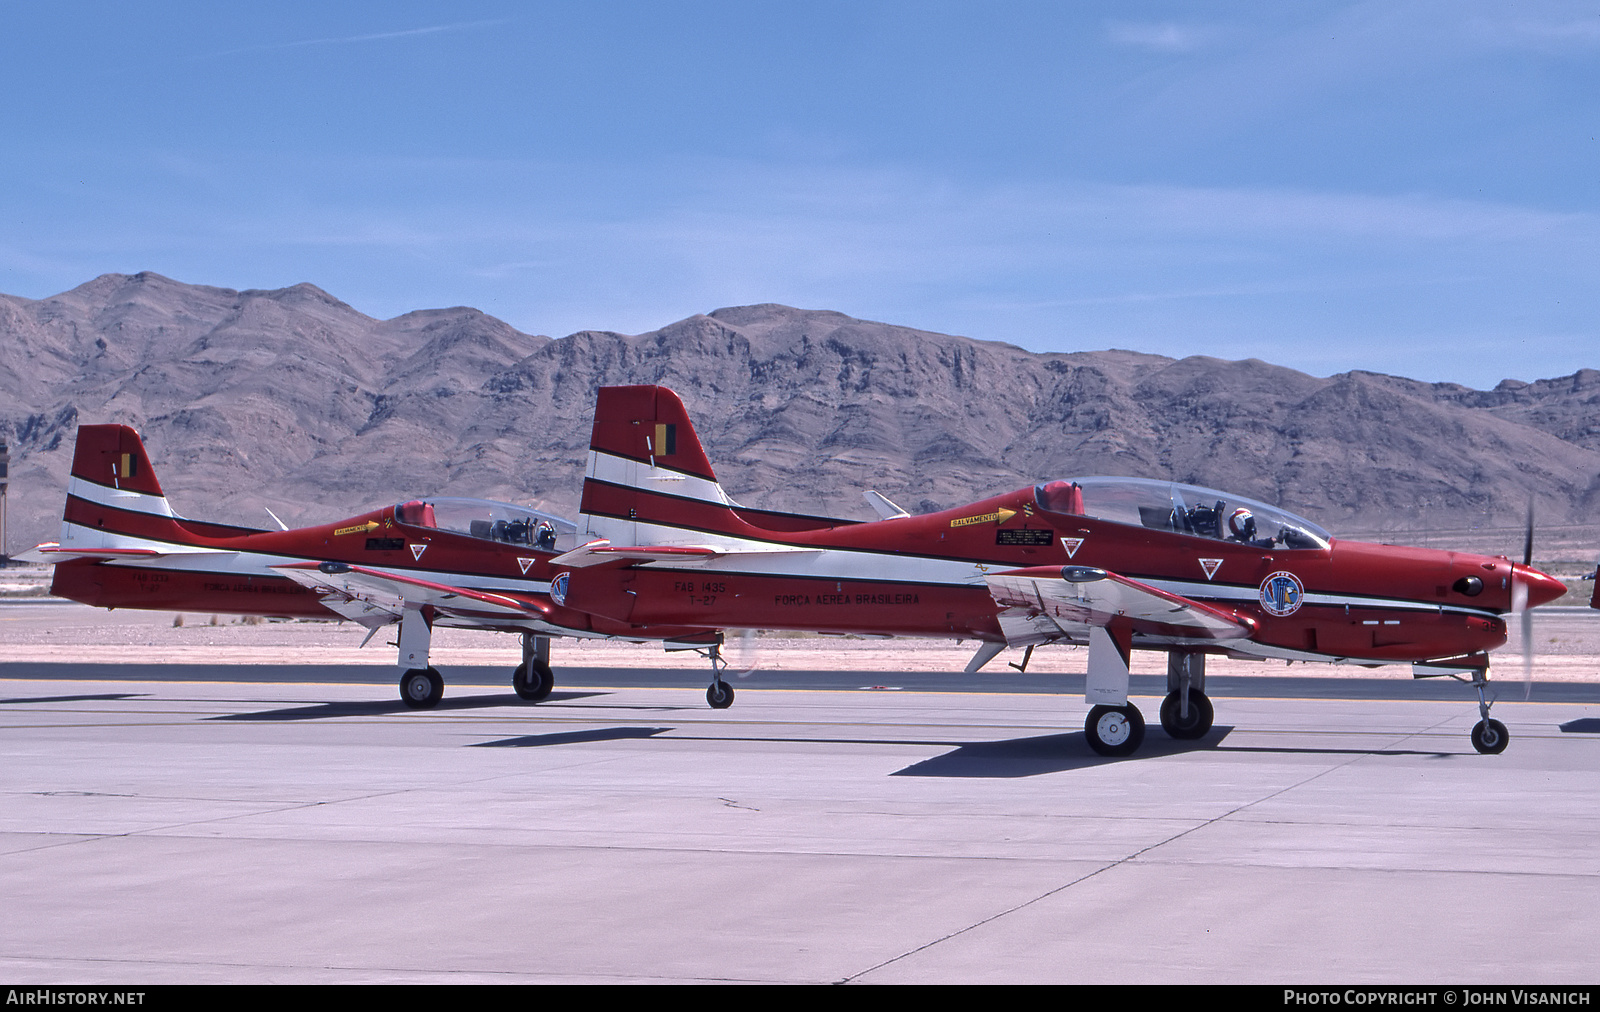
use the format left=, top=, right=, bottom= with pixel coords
left=950, top=508, right=1017, bottom=528
left=334, top=521, right=380, bottom=536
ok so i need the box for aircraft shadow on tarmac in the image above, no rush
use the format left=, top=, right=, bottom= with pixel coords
left=1559, top=718, right=1600, bottom=733
left=207, top=690, right=616, bottom=721
left=888, top=728, right=1235, bottom=777
left=473, top=726, right=675, bottom=747
left=0, top=692, right=147, bottom=705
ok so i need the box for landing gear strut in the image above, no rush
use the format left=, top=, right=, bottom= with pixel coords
left=396, top=606, right=442, bottom=709
left=1470, top=668, right=1509, bottom=755
left=513, top=633, right=554, bottom=701
left=701, top=636, right=735, bottom=709
left=1083, top=626, right=1143, bottom=756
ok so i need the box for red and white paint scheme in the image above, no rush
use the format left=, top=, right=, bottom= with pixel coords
left=555, top=385, right=1569, bottom=756
left=22, top=424, right=719, bottom=708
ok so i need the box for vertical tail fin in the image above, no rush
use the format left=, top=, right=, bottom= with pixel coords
left=586, top=385, right=719, bottom=482
left=71, top=424, right=166, bottom=498
left=580, top=386, right=735, bottom=544
left=60, top=424, right=191, bottom=548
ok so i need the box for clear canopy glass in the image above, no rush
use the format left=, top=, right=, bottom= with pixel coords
left=394, top=497, right=578, bottom=552
left=1034, top=477, right=1331, bottom=550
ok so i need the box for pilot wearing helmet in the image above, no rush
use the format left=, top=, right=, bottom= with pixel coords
left=535, top=521, right=557, bottom=552
left=1229, top=507, right=1275, bottom=547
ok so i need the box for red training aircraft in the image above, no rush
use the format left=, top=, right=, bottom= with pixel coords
left=21, top=424, right=720, bottom=707
left=550, top=385, right=1569, bottom=756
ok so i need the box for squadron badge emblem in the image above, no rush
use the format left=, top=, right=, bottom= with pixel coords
left=1258, top=571, right=1304, bottom=617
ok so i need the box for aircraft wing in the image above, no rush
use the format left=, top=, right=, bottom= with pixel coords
left=550, top=538, right=820, bottom=569
left=984, top=565, right=1255, bottom=647
left=274, top=562, right=551, bottom=628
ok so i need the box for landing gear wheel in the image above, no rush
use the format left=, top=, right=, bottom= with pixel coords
left=400, top=667, right=444, bottom=709
left=1085, top=703, right=1145, bottom=757
left=1471, top=718, right=1509, bottom=755
left=512, top=660, right=554, bottom=702
left=1159, top=689, right=1214, bottom=740
left=706, top=681, right=735, bottom=709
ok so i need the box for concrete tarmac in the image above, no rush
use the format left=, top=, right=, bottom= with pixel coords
left=3, top=670, right=1599, bottom=983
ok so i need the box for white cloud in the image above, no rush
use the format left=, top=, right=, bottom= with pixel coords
left=1103, top=20, right=1218, bottom=53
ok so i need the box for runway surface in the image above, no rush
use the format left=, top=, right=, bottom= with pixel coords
left=3, top=669, right=1599, bottom=983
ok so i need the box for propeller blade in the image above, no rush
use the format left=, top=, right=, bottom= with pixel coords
left=1519, top=586, right=1534, bottom=700
left=1523, top=501, right=1535, bottom=568
left=1513, top=502, right=1536, bottom=699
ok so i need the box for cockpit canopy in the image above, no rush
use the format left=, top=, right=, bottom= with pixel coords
left=394, top=497, right=578, bottom=553
left=1034, top=477, right=1331, bottom=551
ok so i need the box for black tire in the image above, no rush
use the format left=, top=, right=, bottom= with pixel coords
left=1472, top=718, right=1509, bottom=755
left=1159, top=689, right=1214, bottom=739
left=400, top=667, right=444, bottom=709
left=512, top=660, right=554, bottom=702
left=1085, top=703, right=1145, bottom=757
left=706, top=681, right=735, bottom=709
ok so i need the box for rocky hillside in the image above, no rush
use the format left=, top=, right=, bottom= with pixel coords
left=3, top=272, right=1598, bottom=556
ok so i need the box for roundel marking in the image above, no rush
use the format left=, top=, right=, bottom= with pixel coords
left=1258, top=571, right=1304, bottom=617
left=550, top=571, right=570, bottom=607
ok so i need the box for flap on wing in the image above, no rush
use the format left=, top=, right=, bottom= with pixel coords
left=274, top=562, right=551, bottom=621
left=550, top=538, right=820, bottom=569
left=985, top=565, right=1255, bottom=645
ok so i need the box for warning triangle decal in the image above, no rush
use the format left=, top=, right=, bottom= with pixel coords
left=517, top=557, right=535, bottom=575
left=1061, top=537, right=1084, bottom=559
left=409, top=544, right=427, bottom=561
left=1199, top=558, right=1223, bottom=581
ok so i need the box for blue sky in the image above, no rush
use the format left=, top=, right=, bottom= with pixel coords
left=3, top=1, right=1597, bottom=389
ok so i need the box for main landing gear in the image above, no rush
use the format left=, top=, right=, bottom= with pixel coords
left=397, top=606, right=441, bottom=709
left=1085, top=704, right=1145, bottom=757
left=1159, top=651, right=1214, bottom=740
left=512, top=633, right=554, bottom=702
left=400, top=666, right=444, bottom=708
left=393, top=609, right=556, bottom=710
left=1081, top=637, right=1216, bottom=757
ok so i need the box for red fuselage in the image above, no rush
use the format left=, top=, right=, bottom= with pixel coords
left=566, top=482, right=1566, bottom=664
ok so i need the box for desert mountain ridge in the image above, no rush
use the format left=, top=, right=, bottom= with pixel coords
left=3, top=271, right=1599, bottom=558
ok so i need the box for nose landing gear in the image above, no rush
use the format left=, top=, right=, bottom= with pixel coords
left=1470, top=668, right=1510, bottom=755
left=702, top=637, right=735, bottom=709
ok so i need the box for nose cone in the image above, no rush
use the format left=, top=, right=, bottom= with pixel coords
left=1520, top=565, right=1568, bottom=609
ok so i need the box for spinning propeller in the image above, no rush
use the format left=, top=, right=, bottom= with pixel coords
left=729, top=627, right=762, bottom=678
left=1511, top=502, right=1536, bottom=699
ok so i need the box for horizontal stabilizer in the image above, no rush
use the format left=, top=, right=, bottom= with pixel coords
left=22, top=542, right=238, bottom=563
left=985, top=565, right=1255, bottom=648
